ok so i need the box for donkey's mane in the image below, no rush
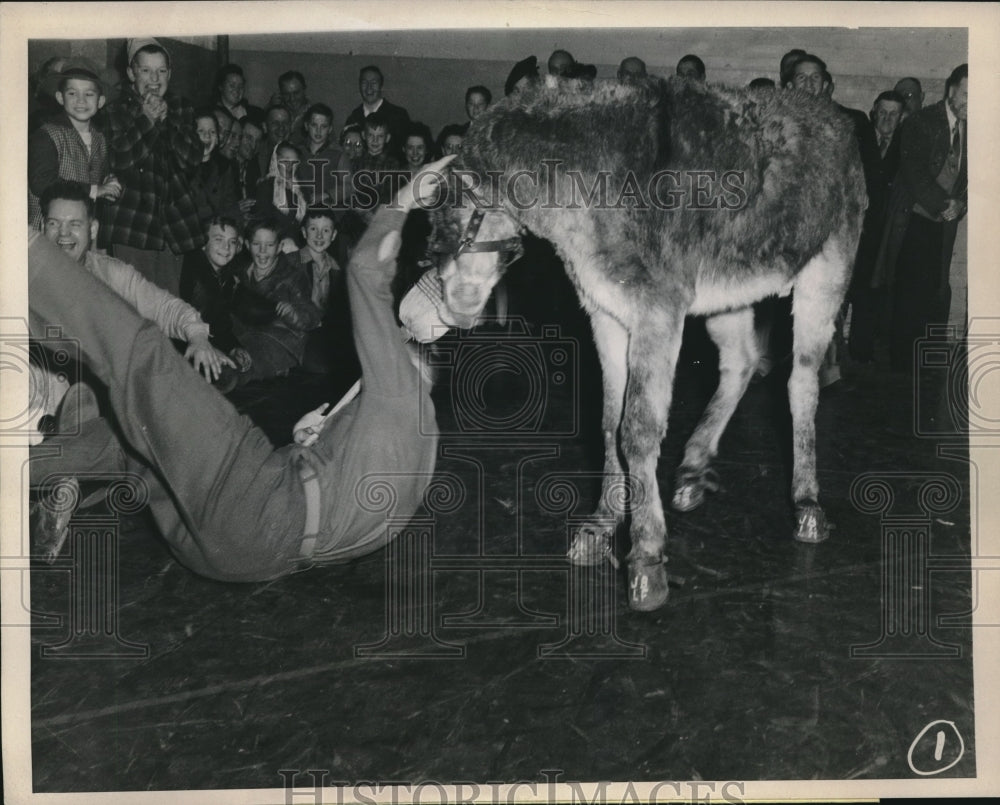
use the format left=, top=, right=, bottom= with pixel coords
left=463, top=75, right=855, bottom=182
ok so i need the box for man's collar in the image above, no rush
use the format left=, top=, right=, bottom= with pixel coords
left=299, top=247, right=333, bottom=268
left=362, top=97, right=384, bottom=116
left=945, top=99, right=958, bottom=134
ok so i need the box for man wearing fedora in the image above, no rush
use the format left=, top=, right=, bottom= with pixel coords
left=100, top=37, right=206, bottom=296
left=27, top=57, right=122, bottom=230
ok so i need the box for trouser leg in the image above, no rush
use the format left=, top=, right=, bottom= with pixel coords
left=28, top=233, right=306, bottom=580
left=890, top=215, right=943, bottom=371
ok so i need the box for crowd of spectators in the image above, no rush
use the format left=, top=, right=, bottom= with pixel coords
left=27, top=38, right=967, bottom=422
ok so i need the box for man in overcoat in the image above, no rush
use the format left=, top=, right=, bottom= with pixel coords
left=872, top=64, right=968, bottom=371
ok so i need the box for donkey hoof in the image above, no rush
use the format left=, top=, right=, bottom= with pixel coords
left=568, top=524, right=614, bottom=567
left=795, top=503, right=830, bottom=544
left=672, top=468, right=720, bottom=512
left=628, top=556, right=669, bottom=611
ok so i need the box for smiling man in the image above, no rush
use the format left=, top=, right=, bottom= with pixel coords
left=30, top=181, right=233, bottom=558
left=42, top=181, right=231, bottom=380
left=276, top=70, right=310, bottom=137
left=345, top=65, right=410, bottom=161
left=99, top=37, right=206, bottom=297
left=258, top=103, right=292, bottom=178
left=876, top=64, right=968, bottom=372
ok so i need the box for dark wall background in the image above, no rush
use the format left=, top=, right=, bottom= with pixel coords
left=228, top=26, right=968, bottom=137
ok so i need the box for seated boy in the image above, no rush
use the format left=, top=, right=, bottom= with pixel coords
left=358, top=111, right=401, bottom=173
left=296, top=207, right=358, bottom=375
left=295, top=103, right=353, bottom=211
left=193, top=108, right=239, bottom=218
left=228, top=218, right=322, bottom=383
left=356, top=112, right=402, bottom=216
left=27, top=58, right=121, bottom=228
left=180, top=216, right=255, bottom=390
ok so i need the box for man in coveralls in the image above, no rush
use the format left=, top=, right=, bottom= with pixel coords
left=28, top=159, right=459, bottom=581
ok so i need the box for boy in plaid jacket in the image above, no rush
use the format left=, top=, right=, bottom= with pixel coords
left=99, top=38, right=206, bottom=296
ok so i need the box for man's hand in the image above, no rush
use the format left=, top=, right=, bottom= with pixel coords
left=279, top=237, right=298, bottom=254
left=275, top=301, right=302, bottom=328
left=184, top=335, right=236, bottom=381
left=98, top=176, right=122, bottom=202
left=396, top=154, right=457, bottom=213
left=293, top=402, right=331, bottom=447
left=141, top=92, right=167, bottom=123
left=941, top=198, right=966, bottom=222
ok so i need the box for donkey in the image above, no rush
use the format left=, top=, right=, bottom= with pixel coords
left=424, top=75, right=866, bottom=611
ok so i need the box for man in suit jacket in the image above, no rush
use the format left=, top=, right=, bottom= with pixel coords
left=848, top=90, right=906, bottom=361
left=785, top=53, right=882, bottom=380
left=873, top=91, right=905, bottom=189
left=344, top=65, right=410, bottom=161
left=873, top=64, right=968, bottom=371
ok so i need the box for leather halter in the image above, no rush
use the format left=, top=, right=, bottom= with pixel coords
left=429, top=205, right=524, bottom=268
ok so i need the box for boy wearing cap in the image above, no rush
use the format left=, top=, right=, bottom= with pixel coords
left=100, top=38, right=207, bottom=296
left=27, top=61, right=122, bottom=229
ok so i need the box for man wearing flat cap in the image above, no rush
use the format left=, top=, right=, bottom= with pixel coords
left=100, top=37, right=206, bottom=296
left=505, top=56, right=540, bottom=97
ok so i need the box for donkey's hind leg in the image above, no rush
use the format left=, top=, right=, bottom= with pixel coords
left=673, top=307, right=759, bottom=512
left=622, top=306, right=686, bottom=611
left=568, top=308, right=628, bottom=566
left=789, top=236, right=852, bottom=543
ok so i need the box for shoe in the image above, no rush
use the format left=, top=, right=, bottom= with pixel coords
left=31, top=476, right=80, bottom=562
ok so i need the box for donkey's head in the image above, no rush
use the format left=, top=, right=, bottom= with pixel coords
left=426, top=172, right=524, bottom=330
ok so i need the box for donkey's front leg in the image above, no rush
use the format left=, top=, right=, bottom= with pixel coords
left=622, top=308, right=686, bottom=611
left=568, top=308, right=629, bottom=567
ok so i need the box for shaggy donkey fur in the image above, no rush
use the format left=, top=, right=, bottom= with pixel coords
left=436, top=75, right=866, bottom=611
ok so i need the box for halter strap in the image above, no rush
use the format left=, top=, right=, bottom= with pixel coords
left=429, top=207, right=524, bottom=260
